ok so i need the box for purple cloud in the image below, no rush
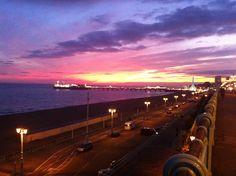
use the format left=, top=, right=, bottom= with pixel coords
left=0, top=61, right=15, bottom=65
left=90, top=14, right=111, bottom=26
left=23, top=3, right=236, bottom=59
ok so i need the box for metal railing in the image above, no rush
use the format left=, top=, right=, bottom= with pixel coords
left=163, top=92, right=218, bottom=176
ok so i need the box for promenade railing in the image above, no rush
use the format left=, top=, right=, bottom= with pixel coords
left=163, top=92, right=218, bottom=176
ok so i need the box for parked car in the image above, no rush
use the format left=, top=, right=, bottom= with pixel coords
left=77, top=141, right=93, bottom=152
left=124, top=121, right=136, bottom=130
left=140, top=127, right=158, bottom=136
left=110, top=131, right=120, bottom=138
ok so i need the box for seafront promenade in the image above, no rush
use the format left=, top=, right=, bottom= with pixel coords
left=212, top=93, right=236, bottom=176
left=0, top=91, right=196, bottom=175
left=2, top=91, right=231, bottom=176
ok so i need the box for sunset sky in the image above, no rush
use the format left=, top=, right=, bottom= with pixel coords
left=1, top=0, right=236, bottom=85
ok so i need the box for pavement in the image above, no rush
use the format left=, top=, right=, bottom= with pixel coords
left=212, top=93, right=236, bottom=176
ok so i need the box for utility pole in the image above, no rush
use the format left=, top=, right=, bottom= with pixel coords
left=86, top=91, right=89, bottom=142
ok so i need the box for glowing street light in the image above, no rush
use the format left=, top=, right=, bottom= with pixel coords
left=16, top=128, right=28, bottom=176
left=181, top=94, right=186, bottom=101
left=144, top=101, right=151, bottom=113
left=174, top=95, right=179, bottom=104
left=163, top=97, right=168, bottom=107
left=108, top=109, right=116, bottom=133
left=190, top=135, right=196, bottom=141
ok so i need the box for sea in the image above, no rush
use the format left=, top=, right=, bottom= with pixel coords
left=0, top=83, right=172, bottom=116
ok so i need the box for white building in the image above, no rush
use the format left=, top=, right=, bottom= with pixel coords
left=189, top=77, right=197, bottom=92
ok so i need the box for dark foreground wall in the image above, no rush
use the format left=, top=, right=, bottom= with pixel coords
left=0, top=92, right=188, bottom=139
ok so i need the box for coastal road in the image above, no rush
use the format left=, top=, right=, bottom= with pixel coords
left=26, top=100, right=197, bottom=176
left=56, top=102, right=196, bottom=175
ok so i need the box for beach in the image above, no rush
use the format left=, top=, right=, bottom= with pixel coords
left=0, top=91, right=189, bottom=141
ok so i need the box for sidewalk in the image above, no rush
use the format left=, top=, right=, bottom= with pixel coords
left=212, top=93, right=236, bottom=176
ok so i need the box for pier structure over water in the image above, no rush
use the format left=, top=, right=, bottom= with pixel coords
left=53, top=81, right=203, bottom=92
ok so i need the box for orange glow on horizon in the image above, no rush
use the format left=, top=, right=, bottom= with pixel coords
left=67, top=70, right=213, bottom=83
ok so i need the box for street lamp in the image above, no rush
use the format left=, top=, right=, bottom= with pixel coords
left=163, top=97, right=168, bottom=107
left=174, top=95, right=179, bottom=104
left=181, top=94, right=186, bottom=101
left=86, top=91, right=90, bottom=142
left=108, top=109, right=116, bottom=133
left=16, top=128, right=28, bottom=176
left=144, top=101, right=151, bottom=113
left=190, top=135, right=195, bottom=141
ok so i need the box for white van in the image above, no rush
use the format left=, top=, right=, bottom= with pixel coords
left=124, top=121, right=136, bottom=130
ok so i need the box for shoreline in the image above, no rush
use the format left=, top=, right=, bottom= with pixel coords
left=0, top=91, right=188, bottom=139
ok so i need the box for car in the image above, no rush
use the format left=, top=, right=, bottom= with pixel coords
left=97, top=161, right=116, bottom=176
left=166, top=109, right=172, bottom=114
left=140, top=127, right=158, bottom=136
left=98, top=168, right=112, bottom=176
left=166, top=106, right=173, bottom=114
left=110, top=131, right=120, bottom=138
left=174, top=104, right=179, bottom=108
left=77, top=141, right=93, bottom=152
left=124, top=121, right=136, bottom=130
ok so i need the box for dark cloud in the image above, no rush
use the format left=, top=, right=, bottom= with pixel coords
left=127, top=46, right=236, bottom=71
left=113, top=20, right=153, bottom=43
left=50, top=72, right=64, bottom=74
left=16, top=0, right=104, bottom=6
left=209, top=0, right=236, bottom=9
left=24, top=3, right=236, bottom=59
left=156, top=5, right=236, bottom=38
left=90, top=14, right=110, bottom=25
left=141, top=9, right=160, bottom=19
left=140, top=0, right=193, bottom=3
left=0, top=72, right=8, bottom=75
left=73, top=72, right=90, bottom=75
left=0, top=61, right=15, bottom=65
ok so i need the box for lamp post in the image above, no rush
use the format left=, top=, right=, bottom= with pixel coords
left=86, top=91, right=89, bottom=142
left=190, top=135, right=195, bottom=141
left=144, top=101, right=151, bottom=113
left=174, top=95, right=179, bottom=104
left=16, top=128, right=28, bottom=176
left=181, top=94, right=186, bottom=101
left=163, top=97, right=168, bottom=107
left=108, top=109, right=116, bottom=134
